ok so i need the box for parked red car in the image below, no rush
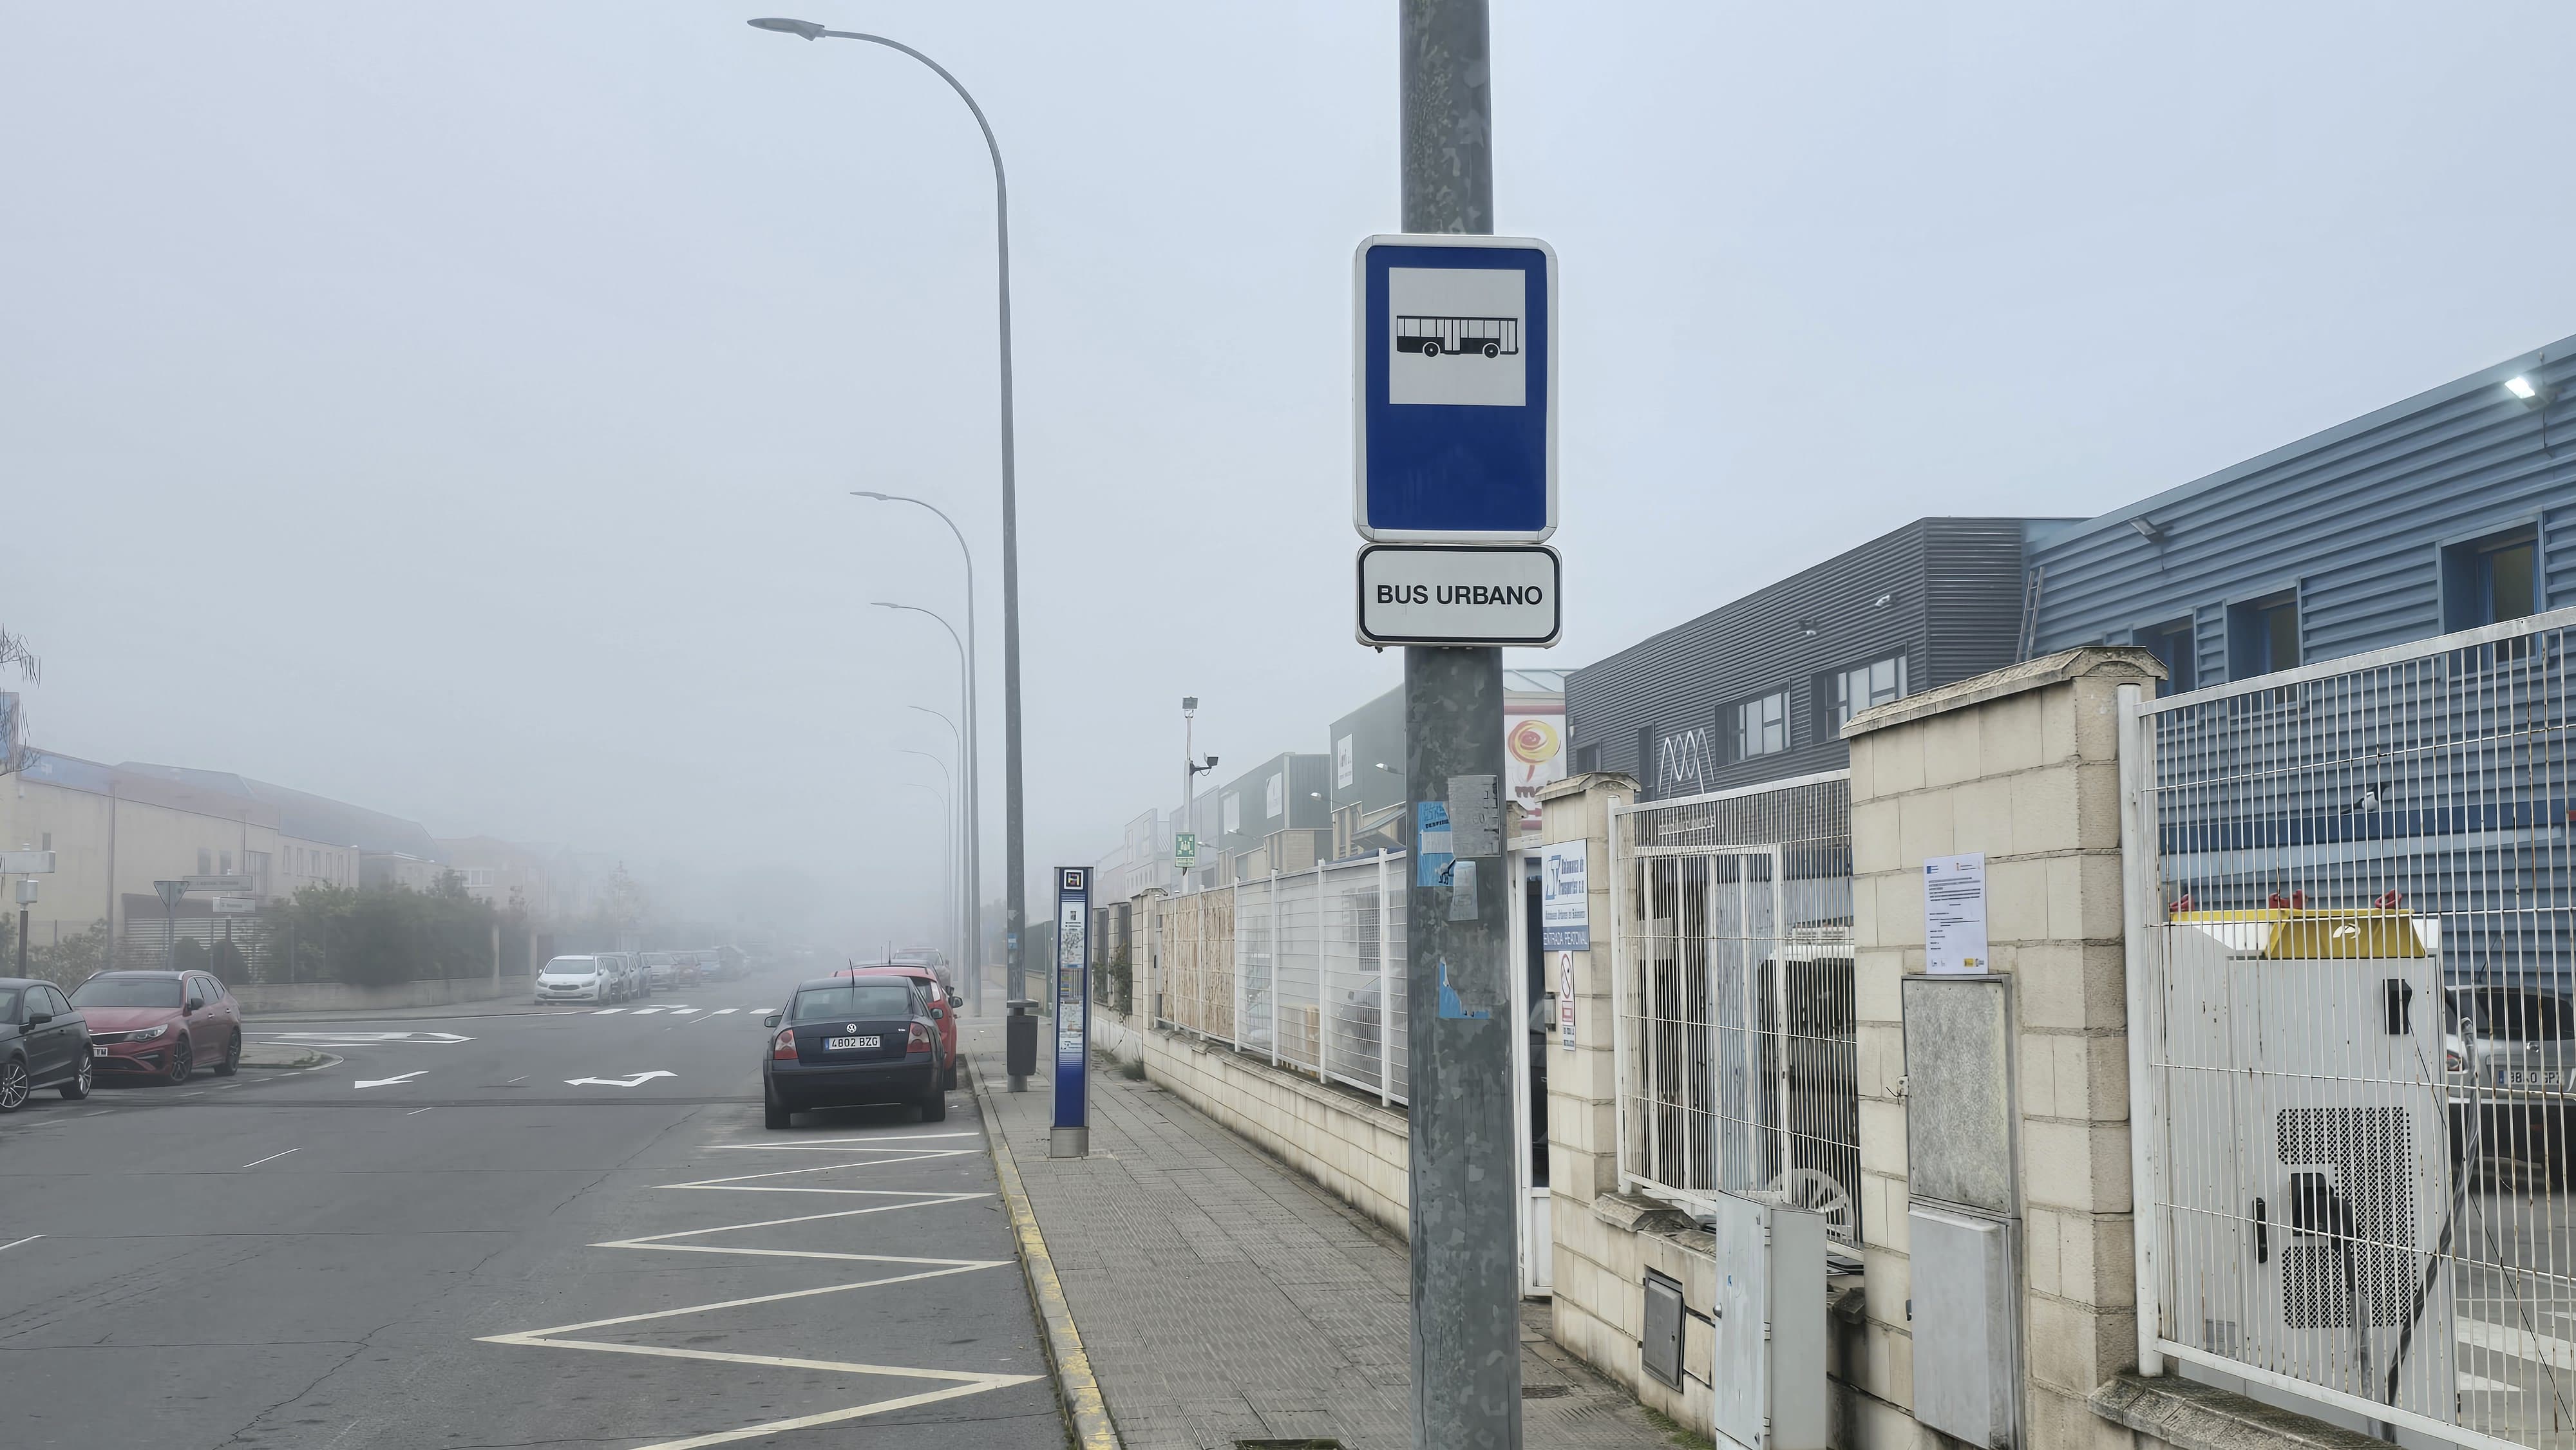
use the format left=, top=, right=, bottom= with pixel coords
left=70, top=969, right=243, bottom=1083
left=835, top=963, right=961, bottom=1089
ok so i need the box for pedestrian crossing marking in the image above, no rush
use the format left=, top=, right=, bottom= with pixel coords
left=712, top=1008, right=739, bottom=1015
left=667, top=1007, right=699, bottom=1015
left=630, top=1007, right=665, bottom=1015
left=593, top=1008, right=625, bottom=1015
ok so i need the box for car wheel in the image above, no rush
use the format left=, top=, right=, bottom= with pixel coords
left=763, top=1080, right=791, bottom=1131
left=214, top=1031, right=242, bottom=1077
left=0, top=1056, right=28, bottom=1113
left=167, top=1037, right=194, bottom=1086
left=918, top=1085, right=949, bottom=1124
left=61, top=1053, right=93, bottom=1100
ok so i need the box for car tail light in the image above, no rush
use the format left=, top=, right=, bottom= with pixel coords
left=772, top=1028, right=797, bottom=1060
left=907, top=1022, right=933, bottom=1054
left=2447, top=1046, right=2468, bottom=1073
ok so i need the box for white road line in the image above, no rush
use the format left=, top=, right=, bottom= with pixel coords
left=708, top=1132, right=981, bottom=1149
left=665, top=1007, right=698, bottom=1015
left=629, top=1007, right=665, bottom=1015
left=592, top=1008, right=625, bottom=1015
left=710, top=1008, right=739, bottom=1015
left=241, top=1147, right=301, bottom=1169
left=0, top=1234, right=44, bottom=1254
left=19, top=1118, right=71, bottom=1129
left=405, top=1107, right=437, bottom=1116
left=662, top=1155, right=975, bottom=1191
left=506, top=1075, right=528, bottom=1085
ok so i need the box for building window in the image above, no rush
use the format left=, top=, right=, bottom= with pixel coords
left=2139, top=618, right=2196, bottom=697
left=2228, top=592, right=2300, bottom=679
left=1574, top=742, right=1602, bottom=775
left=1265, top=773, right=1283, bottom=819
left=1222, top=793, right=1241, bottom=835
left=1732, top=691, right=1789, bottom=760
left=220, top=851, right=233, bottom=875
left=2443, top=527, right=2539, bottom=632
left=197, top=847, right=213, bottom=875
left=1832, top=655, right=1908, bottom=727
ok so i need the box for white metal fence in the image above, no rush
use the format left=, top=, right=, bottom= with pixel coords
left=1610, top=771, right=1861, bottom=1245
left=2125, top=605, right=2576, bottom=1449
left=1146, top=850, right=1408, bottom=1106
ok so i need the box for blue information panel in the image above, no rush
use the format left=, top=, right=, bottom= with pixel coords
left=1052, top=867, right=1090, bottom=1129
left=1353, top=233, right=1557, bottom=543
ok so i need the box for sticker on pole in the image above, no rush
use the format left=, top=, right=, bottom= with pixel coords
left=1354, top=234, right=1557, bottom=542
left=1357, top=543, right=1560, bottom=647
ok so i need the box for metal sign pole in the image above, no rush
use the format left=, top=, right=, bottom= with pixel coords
left=1049, top=866, right=1092, bottom=1158
left=1398, top=3, right=1522, bottom=1445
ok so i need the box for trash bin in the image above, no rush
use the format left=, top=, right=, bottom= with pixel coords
left=1005, top=998, right=1039, bottom=1079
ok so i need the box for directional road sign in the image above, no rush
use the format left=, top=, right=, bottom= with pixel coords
left=0, top=850, right=57, bottom=874
left=1353, top=233, right=1557, bottom=542
left=181, top=874, right=255, bottom=894
left=1357, top=543, right=1560, bottom=647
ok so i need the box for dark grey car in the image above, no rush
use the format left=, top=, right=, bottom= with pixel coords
left=0, top=977, right=95, bottom=1111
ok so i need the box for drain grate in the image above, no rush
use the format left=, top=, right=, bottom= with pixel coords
left=1236, top=1442, right=1343, bottom=1449
left=1521, top=1384, right=1572, bottom=1399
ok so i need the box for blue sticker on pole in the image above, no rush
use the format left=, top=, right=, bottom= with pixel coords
left=1353, top=233, right=1558, bottom=543
left=1052, top=867, right=1090, bottom=1129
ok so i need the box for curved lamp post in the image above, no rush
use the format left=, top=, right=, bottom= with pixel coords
left=757, top=16, right=1030, bottom=1008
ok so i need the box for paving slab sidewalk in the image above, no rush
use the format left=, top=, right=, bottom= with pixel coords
left=965, top=1021, right=1672, bottom=1450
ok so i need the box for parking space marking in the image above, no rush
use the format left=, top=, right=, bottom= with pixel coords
left=405, top=1107, right=437, bottom=1116
left=242, top=1147, right=301, bottom=1169
left=0, top=1235, right=44, bottom=1254
left=664, top=1153, right=978, bottom=1192
left=705, top=1132, right=981, bottom=1150
left=477, top=1153, right=1027, bottom=1450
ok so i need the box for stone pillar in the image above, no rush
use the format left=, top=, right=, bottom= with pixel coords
left=1534, top=772, right=1639, bottom=1373
left=1841, top=647, right=2163, bottom=1450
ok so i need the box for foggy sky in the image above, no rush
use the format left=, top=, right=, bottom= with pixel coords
left=8, top=3, right=2575, bottom=950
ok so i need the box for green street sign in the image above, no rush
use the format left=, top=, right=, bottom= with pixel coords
left=1174, top=833, right=1198, bottom=869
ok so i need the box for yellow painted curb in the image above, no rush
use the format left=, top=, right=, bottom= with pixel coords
left=971, top=1060, right=1121, bottom=1450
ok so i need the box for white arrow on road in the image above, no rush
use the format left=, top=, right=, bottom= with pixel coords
left=564, top=1071, right=677, bottom=1088
left=354, top=1072, right=428, bottom=1089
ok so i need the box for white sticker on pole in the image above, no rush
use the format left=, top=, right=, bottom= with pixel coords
left=1557, top=951, right=1576, bottom=1052
left=1924, top=853, right=1989, bottom=975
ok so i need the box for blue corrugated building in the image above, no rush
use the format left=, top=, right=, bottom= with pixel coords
left=2024, top=335, right=2576, bottom=684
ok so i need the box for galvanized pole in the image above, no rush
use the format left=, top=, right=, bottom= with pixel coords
left=1399, top=2, right=1521, bottom=1445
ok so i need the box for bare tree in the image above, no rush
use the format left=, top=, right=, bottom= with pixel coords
left=0, top=625, right=35, bottom=778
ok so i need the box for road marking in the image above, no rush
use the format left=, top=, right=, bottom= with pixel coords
left=0, top=1234, right=44, bottom=1254
left=592, top=1008, right=625, bottom=1015
left=256, top=1031, right=473, bottom=1046
left=405, top=1107, right=437, bottom=1116
left=710, top=1008, right=739, bottom=1015
left=19, top=1118, right=71, bottom=1129
left=241, top=1147, right=301, bottom=1169
left=665, top=1007, right=698, bottom=1015
left=708, top=1132, right=982, bottom=1149
left=506, top=1075, right=528, bottom=1085
left=629, top=1007, right=665, bottom=1015
left=564, top=1070, right=677, bottom=1088
left=665, top=1157, right=976, bottom=1192
left=354, top=1072, right=428, bottom=1089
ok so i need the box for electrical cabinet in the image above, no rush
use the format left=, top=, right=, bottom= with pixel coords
left=1709, top=1190, right=1826, bottom=1450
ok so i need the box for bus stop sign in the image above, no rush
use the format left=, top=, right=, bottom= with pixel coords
left=1353, top=233, right=1557, bottom=543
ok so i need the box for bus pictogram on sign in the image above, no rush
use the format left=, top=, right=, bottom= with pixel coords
left=1395, top=314, right=1521, bottom=359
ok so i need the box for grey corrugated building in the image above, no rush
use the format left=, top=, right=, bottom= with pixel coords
left=2024, top=336, right=2575, bottom=681
left=1565, top=518, right=2064, bottom=799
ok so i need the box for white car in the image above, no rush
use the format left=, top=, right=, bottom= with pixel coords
left=536, top=955, right=608, bottom=1004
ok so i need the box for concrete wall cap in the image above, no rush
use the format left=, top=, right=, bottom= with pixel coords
left=2090, top=1372, right=2387, bottom=1450
left=1840, top=646, right=2166, bottom=740
left=1539, top=771, right=1638, bottom=804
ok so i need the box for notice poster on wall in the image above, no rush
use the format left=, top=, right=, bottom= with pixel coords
left=1539, top=840, right=1589, bottom=950
left=1924, top=853, right=1989, bottom=975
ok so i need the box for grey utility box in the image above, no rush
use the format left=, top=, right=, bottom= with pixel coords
left=1709, top=1191, right=1827, bottom=1450
left=1909, top=1203, right=2018, bottom=1449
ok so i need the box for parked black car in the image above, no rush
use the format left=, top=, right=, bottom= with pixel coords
left=762, top=976, right=951, bottom=1129
left=1, top=977, right=94, bottom=1111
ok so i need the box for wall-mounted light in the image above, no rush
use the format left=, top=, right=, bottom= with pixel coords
left=1871, top=592, right=1893, bottom=608
left=2506, top=375, right=2557, bottom=410
left=2129, top=516, right=2167, bottom=543
left=1795, top=619, right=1822, bottom=639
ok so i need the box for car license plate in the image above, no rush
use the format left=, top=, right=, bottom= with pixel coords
left=2501, top=1066, right=2560, bottom=1089
left=92, top=1045, right=110, bottom=1057
left=825, top=1035, right=879, bottom=1051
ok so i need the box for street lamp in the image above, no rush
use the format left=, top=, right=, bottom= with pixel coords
left=876, top=600, right=974, bottom=988
left=907, top=704, right=970, bottom=987
left=857, top=490, right=984, bottom=1012
left=756, top=17, right=1031, bottom=1011
left=1180, top=697, right=1218, bottom=893
left=898, top=778, right=955, bottom=971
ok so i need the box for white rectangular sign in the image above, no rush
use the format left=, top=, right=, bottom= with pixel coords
left=1924, top=853, right=1989, bottom=975
left=212, top=896, right=258, bottom=914
left=1539, top=840, right=1589, bottom=950
left=1356, top=543, right=1560, bottom=647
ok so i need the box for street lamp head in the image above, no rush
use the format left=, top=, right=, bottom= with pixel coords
left=851, top=490, right=891, bottom=502
left=748, top=17, right=828, bottom=39
left=1182, top=696, right=1198, bottom=714
left=871, top=601, right=902, bottom=611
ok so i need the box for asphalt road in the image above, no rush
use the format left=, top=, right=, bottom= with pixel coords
left=0, top=972, right=1062, bottom=1450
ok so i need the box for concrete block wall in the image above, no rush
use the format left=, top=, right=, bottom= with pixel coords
left=1092, top=1010, right=1412, bottom=1240
left=1839, top=646, right=2163, bottom=1450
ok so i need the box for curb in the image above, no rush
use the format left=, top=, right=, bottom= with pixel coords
left=968, top=1059, right=1121, bottom=1450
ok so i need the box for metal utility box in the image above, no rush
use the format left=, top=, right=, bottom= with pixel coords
left=1909, top=1205, right=2018, bottom=1449
left=2157, top=909, right=2454, bottom=1418
left=1709, top=1191, right=1827, bottom=1450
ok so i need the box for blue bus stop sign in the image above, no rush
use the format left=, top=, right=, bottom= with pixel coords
left=1353, top=234, right=1557, bottom=543
left=1050, top=867, right=1090, bottom=1149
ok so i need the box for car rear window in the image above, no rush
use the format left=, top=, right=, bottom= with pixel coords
left=71, top=979, right=185, bottom=1008
left=791, top=984, right=916, bottom=1022
left=2470, top=989, right=2575, bottom=1042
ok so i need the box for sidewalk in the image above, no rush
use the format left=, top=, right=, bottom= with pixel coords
left=964, top=1020, right=1678, bottom=1450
